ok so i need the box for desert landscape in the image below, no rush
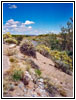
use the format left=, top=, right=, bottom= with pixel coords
left=3, top=2, right=73, bottom=98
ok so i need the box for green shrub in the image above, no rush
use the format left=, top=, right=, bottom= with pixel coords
left=36, top=44, right=51, bottom=57
left=5, top=38, right=18, bottom=44
left=35, top=69, right=41, bottom=77
left=9, top=65, right=25, bottom=81
left=66, top=50, right=73, bottom=56
left=12, top=70, right=23, bottom=81
left=20, top=40, right=36, bottom=58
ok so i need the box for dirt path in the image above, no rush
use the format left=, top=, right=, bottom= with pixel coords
left=31, top=52, right=73, bottom=97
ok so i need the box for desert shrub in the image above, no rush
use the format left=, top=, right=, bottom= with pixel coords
left=3, top=32, right=12, bottom=40
left=66, top=50, right=73, bottom=57
left=36, top=44, right=51, bottom=57
left=3, top=79, right=10, bottom=91
left=9, top=56, right=18, bottom=63
left=35, top=69, right=41, bottom=77
left=8, top=64, right=25, bottom=81
left=5, top=48, right=17, bottom=56
left=20, top=40, right=36, bottom=58
left=5, top=38, right=18, bottom=44
left=44, top=78, right=59, bottom=97
left=26, top=65, right=31, bottom=72
left=26, top=58, right=39, bottom=69
left=55, top=60, right=72, bottom=75
left=12, top=70, right=23, bottom=81
left=59, top=89, right=67, bottom=97
left=50, top=50, right=72, bottom=70
left=12, top=35, right=25, bottom=45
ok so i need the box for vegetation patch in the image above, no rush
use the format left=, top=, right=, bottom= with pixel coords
left=5, top=48, right=18, bottom=56
left=9, top=56, right=18, bottom=63
left=20, top=40, right=36, bottom=58
left=50, top=50, right=72, bottom=69
left=3, top=32, right=12, bottom=40
left=4, top=38, right=18, bottom=44
left=7, top=63, right=25, bottom=81
left=36, top=44, right=51, bottom=57
left=35, top=69, right=42, bottom=77
left=44, top=78, right=60, bottom=97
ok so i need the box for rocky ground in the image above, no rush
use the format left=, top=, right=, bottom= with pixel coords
left=3, top=44, right=73, bottom=97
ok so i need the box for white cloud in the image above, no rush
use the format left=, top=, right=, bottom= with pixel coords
left=25, top=20, right=35, bottom=25
left=28, top=26, right=32, bottom=29
left=3, top=19, right=34, bottom=34
left=8, top=4, right=17, bottom=9
left=7, top=19, right=19, bottom=24
left=11, top=24, right=17, bottom=28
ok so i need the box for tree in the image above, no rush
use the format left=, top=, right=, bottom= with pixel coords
left=60, top=17, right=73, bottom=52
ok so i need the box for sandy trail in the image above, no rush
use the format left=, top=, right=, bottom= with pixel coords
left=31, top=52, right=73, bottom=97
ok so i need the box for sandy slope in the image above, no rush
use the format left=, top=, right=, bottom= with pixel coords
left=3, top=44, right=73, bottom=97
left=3, top=44, right=10, bottom=72
left=31, top=52, right=73, bottom=97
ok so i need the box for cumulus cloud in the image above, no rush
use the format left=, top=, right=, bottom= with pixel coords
left=28, top=26, right=32, bottom=29
left=3, top=19, right=33, bottom=34
left=25, top=20, right=35, bottom=25
left=8, top=4, right=17, bottom=9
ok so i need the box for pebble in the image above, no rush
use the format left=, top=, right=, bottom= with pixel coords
left=18, top=82, right=24, bottom=89
left=23, top=88, right=27, bottom=92
left=9, top=84, right=15, bottom=91
left=16, top=93, right=20, bottom=96
left=38, top=84, right=44, bottom=89
left=38, top=78, right=44, bottom=83
left=25, top=71, right=33, bottom=81
left=24, top=94, right=26, bottom=97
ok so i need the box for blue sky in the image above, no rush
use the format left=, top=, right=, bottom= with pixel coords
left=3, top=3, right=73, bottom=35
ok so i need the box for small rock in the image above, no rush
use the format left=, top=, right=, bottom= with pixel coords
left=38, top=78, right=44, bottom=83
left=23, top=88, right=27, bottom=92
left=35, top=88, right=47, bottom=97
left=23, top=76, right=30, bottom=85
left=38, top=84, right=44, bottom=89
left=18, top=82, right=24, bottom=89
left=23, top=71, right=33, bottom=85
left=25, top=71, right=33, bottom=80
left=24, top=94, right=26, bottom=97
left=9, top=84, right=15, bottom=91
left=32, top=94, right=36, bottom=97
left=31, top=93, right=37, bottom=97
left=9, top=44, right=16, bottom=48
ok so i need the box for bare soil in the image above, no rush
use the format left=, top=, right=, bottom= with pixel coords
left=31, top=52, right=73, bottom=97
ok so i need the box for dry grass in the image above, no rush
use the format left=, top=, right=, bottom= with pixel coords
left=5, top=48, right=18, bottom=56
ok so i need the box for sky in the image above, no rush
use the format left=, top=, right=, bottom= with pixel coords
left=3, top=3, right=73, bottom=35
